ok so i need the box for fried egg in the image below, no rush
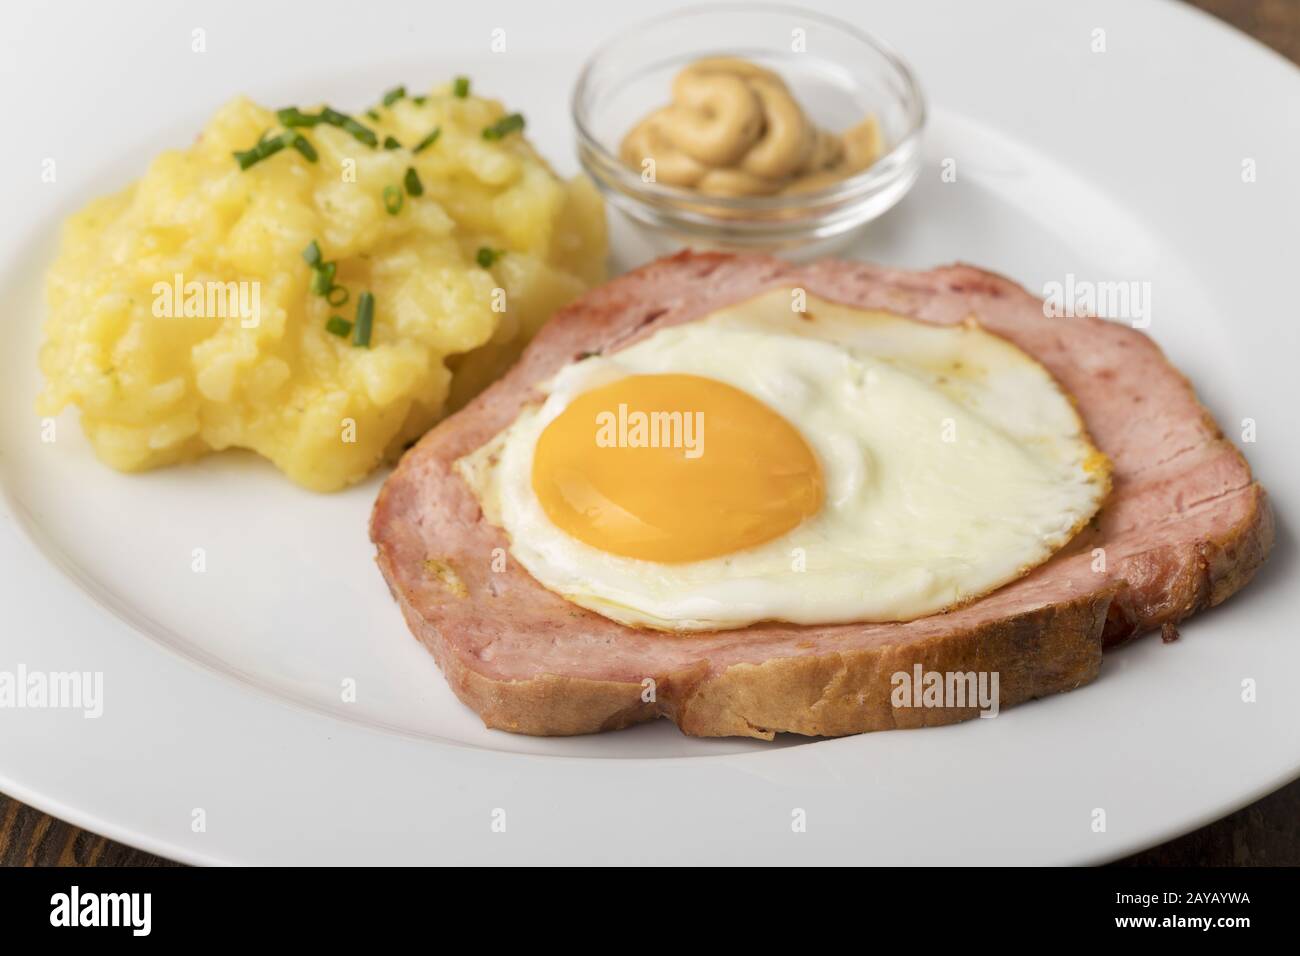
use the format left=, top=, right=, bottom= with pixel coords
left=456, top=288, right=1110, bottom=631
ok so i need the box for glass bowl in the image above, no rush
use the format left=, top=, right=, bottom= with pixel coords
left=572, top=2, right=926, bottom=258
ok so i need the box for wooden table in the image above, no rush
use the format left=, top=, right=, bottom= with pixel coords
left=2, top=0, right=1296, bottom=868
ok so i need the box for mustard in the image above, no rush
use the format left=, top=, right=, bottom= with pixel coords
left=620, top=57, right=882, bottom=197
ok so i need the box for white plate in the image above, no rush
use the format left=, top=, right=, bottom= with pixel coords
left=1, top=0, right=1296, bottom=865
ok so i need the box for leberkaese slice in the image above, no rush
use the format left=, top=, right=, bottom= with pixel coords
left=370, top=251, right=1272, bottom=739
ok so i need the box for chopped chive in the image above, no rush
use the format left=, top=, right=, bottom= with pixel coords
left=302, top=240, right=322, bottom=267
left=353, top=292, right=374, bottom=348
left=475, top=246, right=503, bottom=268
left=233, top=133, right=287, bottom=170
left=452, top=76, right=470, bottom=98
left=277, top=107, right=322, bottom=128
left=268, top=106, right=380, bottom=148
left=383, top=184, right=404, bottom=215
left=325, top=316, right=353, bottom=337
left=403, top=167, right=423, bottom=197
left=319, top=107, right=378, bottom=147
left=365, top=109, right=380, bottom=121
left=413, top=127, right=441, bottom=153
left=482, top=113, right=525, bottom=140
left=382, top=135, right=402, bottom=150
left=382, top=85, right=406, bottom=107
left=326, top=285, right=350, bottom=306
left=310, top=262, right=337, bottom=295
left=290, top=134, right=318, bottom=162
left=412, top=95, right=428, bottom=106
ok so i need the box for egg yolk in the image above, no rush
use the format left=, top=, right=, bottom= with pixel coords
left=531, top=373, right=823, bottom=563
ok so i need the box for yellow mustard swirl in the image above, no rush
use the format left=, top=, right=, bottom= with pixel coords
left=620, top=57, right=882, bottom=197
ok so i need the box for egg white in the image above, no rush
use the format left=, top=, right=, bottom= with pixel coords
left=456, top=289, right=1109, bottom=631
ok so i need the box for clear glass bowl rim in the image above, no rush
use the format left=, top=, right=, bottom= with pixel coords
left=571, top=1, right=928, bottom=213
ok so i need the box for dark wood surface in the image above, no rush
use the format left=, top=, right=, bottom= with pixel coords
left=2, top=0, right=1295, bottom=868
